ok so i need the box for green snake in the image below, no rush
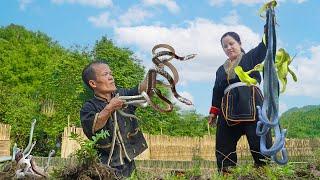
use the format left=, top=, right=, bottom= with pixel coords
left=258, top=0, right=277, bottom=18
left=234, top=48, right=297, bottom=93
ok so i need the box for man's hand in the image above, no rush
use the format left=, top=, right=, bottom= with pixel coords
left=107, top=97, right=125, bottom=111
left=93, top=97, right=125, bottom=133
left=208, top=114, right=217, bottom=127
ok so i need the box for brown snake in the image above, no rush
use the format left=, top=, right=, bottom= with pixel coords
left=118, top=44, right=196, bottom=114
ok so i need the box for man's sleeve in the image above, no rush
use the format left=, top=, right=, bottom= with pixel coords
left=117, top=85, right=139, bottom=96
left=80, top=101, right=99, bottom=139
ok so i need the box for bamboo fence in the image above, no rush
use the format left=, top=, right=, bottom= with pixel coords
left=1, top=124, right=318, bottom=172
left=0, top=123, right=10, bottom=156
left=60, top=126, right=320, bottom=161
left=1, top=125, right=319, bottom=161
left=60, top=126, right=86, bottom=158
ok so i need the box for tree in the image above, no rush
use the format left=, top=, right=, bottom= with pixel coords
left=0, top=24, right=90, bottom=155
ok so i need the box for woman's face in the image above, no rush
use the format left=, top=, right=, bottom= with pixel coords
left=221, top=35, right=242, bottom=61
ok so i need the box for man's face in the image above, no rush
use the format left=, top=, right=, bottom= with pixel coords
left=89, top=64, right=116, bottom=94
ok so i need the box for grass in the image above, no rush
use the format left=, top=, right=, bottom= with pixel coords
left=2, top=154, right=320, bottom=179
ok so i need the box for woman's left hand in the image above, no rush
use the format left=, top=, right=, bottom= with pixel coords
left=208, top=114, right=217, bottom=127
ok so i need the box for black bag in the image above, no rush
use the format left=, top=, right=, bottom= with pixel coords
left=221, top=86, right=263, bottom=126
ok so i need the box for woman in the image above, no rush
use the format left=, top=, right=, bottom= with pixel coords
left=208, top=30, right=273, bottom=172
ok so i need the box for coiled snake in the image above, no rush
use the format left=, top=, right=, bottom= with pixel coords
left=118, top=44, right=196, bottom=114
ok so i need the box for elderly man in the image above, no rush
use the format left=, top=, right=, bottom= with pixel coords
left=80, top=60, right=147, bottom=177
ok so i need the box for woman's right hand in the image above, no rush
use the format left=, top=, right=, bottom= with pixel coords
left=208, top=114, right=217, bottom=127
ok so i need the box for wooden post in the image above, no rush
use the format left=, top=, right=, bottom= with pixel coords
left=67, top=115, right=70, bottom=127
left=0, top=123, right=11, bottom=156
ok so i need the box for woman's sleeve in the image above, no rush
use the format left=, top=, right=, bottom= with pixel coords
left=246, top=41, right=267, bottom=66
left=209, top=70, right=224, bottom=115
left=247, top=14, right=277, bottom=66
